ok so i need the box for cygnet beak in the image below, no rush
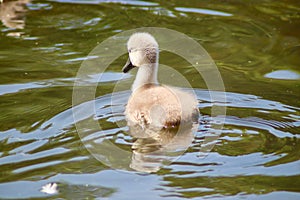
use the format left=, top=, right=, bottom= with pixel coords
left=122, top=57, right=136, bottom=73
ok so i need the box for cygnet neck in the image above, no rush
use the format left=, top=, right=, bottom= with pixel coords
left=132, top=63, right=158, bottom=92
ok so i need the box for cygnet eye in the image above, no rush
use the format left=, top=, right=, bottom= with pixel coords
left=128, top=49, right=132, bottom=53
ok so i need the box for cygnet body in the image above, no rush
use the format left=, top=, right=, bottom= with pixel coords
left=123, top=32, right=199, bottom=129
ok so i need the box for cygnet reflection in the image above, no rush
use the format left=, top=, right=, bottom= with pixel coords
left=0, top=0, right=30, bottom=30
left=129, top=123, right=197, bottom=173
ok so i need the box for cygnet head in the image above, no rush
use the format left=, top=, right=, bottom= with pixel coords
left=122, top=32, right=159, bottom=73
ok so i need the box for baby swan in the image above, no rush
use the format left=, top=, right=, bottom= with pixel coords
left=123, top=32, right=199, bottom=129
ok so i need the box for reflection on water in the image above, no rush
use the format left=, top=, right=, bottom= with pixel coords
left=265, top=69, right=300, bottom=80
left=0, top=0, right=30, bottom=37
left=0, top=0, right=300, bottom=199
left=127, top=123, right=197, bottom=173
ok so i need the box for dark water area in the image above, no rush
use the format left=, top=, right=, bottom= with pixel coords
left=0, top=0, right=299, bottom=199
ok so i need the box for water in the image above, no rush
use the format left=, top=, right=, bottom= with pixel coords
left=0, top=0, right=300, bottom=199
